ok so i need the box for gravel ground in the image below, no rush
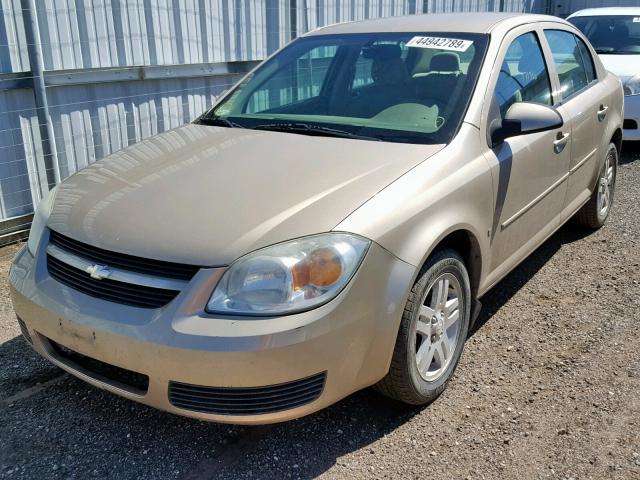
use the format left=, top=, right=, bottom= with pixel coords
left=1, top=145, right=639, bottom=480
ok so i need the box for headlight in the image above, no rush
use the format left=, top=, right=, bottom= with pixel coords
left=207, top=233, right=370, bottom=315
left=623, top=75, right=640, bottom=96
left=27, top=186, right=57, bottom=255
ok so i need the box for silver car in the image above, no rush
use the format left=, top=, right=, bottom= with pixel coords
left=10, top=13, right=623, bottom=424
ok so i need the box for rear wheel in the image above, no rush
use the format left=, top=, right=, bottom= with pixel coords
left=573, top=142, right=617, bottom=229
left=375, top=249, right=471, bottom=405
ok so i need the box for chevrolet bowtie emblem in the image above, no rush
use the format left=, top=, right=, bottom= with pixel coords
left=86, top=264, right=112, bottom=280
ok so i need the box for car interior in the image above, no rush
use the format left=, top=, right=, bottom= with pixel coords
left=242, top=42, right=479, bottom=135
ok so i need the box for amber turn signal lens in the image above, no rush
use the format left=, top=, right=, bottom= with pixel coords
left=308, top=247, right=343, bottom=287
left=291, top=247, right=343, bottom=290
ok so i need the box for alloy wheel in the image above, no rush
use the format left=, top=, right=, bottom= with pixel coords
left=598, top=147, right=616, bottom=217
left=415, top=273, right=463, bottom=382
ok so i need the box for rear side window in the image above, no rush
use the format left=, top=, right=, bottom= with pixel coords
left=544, top=30, right=593, bottom=99
left=575, top=36, right=597, bottom=82
left=494, top=32, right=552, bottom=116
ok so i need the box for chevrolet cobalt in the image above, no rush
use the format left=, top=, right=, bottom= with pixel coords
left=10, top=13, right=623, bottom=424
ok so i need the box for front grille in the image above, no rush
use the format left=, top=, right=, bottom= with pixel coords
left=624, top=119, right=638, bottom=130
left=168, top=372, right=326, bottom=416
left=46, top=336, right=149, bottom=394
left=47, top=254, right=179, bottom=308
left=49, top=230, right=200, bottom=280
left=17, top=317, right=32, bottom=344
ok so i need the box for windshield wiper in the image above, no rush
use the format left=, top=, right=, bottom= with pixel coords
left=197, top=116, right=244, bottom=128
left=252, top=122, right=381, bottom=141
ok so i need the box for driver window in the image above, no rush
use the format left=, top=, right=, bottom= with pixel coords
left=495, top=32, right=553, bottom=117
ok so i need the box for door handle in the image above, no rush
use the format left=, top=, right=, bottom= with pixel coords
left=553, top=132, right=570, bottom=154
left=597, top=104, right=609, bottom=122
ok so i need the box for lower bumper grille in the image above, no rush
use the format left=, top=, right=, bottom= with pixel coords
left=17, top=317, right=32, bottom=344
left=168, top=372, right=326, bottom=416
left=44, top=336, right=149, bottom=394
left=47, top=254, right=179, bottom=309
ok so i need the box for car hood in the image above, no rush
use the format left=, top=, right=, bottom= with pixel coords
left=48, top=124, right=443, bottom=266
left=599, top=54, right=640, bottom=81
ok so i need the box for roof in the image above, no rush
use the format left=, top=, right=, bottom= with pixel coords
left=305, top=12, right=565, bottom=36
left=569, top=7, right=640, bottom=18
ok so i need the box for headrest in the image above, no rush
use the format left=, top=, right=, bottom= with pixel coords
left=429, top=52, right=460, bottom=73
left=362, top=44, right=402, bottom=61
left=371, top=56, right=410, bottom=86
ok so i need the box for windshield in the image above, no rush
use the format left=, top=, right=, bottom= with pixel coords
left=201, top=32, right=488, bottom=144
left=569, top=15, right=640, bottom=54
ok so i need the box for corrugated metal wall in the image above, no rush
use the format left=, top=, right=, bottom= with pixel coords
left=0, top=0, right=276, bottom=223
left=0, top=0, right=619, bottom=228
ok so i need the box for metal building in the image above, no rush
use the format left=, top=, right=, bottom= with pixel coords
left=0, top=0, right=631, bottom=242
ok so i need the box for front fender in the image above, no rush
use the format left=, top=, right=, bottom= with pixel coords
left=336, top=124, right=494, bottom=291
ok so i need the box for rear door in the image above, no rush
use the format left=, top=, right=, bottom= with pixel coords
left=541, top=27, right=606, bottom=219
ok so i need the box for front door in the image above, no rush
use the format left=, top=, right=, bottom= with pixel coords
left=481, top=29, right=571, bottom=283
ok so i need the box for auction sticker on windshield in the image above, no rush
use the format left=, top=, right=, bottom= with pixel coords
left=406, top=36, right=473, bottom=52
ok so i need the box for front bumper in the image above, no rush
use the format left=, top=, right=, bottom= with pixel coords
left=9, top=240, right=414, bottom=424
left=623, top=94, right=640, bottom=141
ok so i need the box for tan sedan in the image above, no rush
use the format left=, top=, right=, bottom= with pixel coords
left=10, top=13, right=622, bottom=424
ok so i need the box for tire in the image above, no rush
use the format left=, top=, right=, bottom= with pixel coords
left=374, top=248, right=471, bottom=405
left=573, top=142, right=618, bottom=229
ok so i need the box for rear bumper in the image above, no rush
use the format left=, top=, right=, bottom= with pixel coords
left=10, top=241, right=414, bottom=424
left=623, top=95, right=640, bottom=141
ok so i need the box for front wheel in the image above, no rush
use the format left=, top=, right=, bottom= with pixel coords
left=374, top=249, right=471, bottom=405
left=573, top=142, right=617, bottom=229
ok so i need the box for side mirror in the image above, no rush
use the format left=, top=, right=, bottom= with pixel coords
left=490, top=102, right=563, bottom=147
